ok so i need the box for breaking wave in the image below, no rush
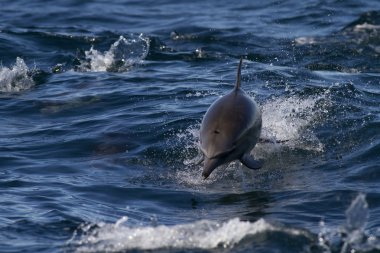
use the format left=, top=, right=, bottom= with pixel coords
left=67, top=194, right=380, bottom=253
left=68, top=217, right=309, bottom=252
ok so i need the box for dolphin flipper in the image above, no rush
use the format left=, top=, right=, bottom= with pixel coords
left=194, top=153, right=204, bottom=165
left=240, top=153, right=262, bottom=170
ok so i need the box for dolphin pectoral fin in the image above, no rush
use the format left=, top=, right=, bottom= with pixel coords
left=194, top=153, right=204, bottom=165
left=240, top=153, right=262, bottom=170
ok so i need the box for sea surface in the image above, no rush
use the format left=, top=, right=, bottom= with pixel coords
left=1, top=1, right=380, bottom=252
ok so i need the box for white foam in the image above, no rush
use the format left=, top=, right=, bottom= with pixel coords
left=78, top=34, right=150, bottom=72
left=0, top=57, right=34, bottom=92
left=70, top=217, right=279, bottom=252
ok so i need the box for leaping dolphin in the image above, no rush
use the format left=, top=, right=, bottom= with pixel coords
left=199, top=58, right=262, bottom=179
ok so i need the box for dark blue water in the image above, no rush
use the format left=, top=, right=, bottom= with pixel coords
left=1, top=1, right=380, bottom=252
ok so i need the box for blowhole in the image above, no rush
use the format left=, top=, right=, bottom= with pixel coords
left=214, top=130, right=220, bottom=134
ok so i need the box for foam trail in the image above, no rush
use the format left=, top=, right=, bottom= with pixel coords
left=0, top=57, right=34, bottom=92
left=78, top=34, right=150, bottom=72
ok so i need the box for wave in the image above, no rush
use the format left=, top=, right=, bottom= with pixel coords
left=68, top=217, right=311, bottom=252
left=67, top=194, right=380, bottom=253
left=343, top=11, right=380, bottom=33
left=293, top=10, right=380, bottom=73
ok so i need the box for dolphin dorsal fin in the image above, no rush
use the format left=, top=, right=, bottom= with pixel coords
left=234, top=58, right=243, bottom=91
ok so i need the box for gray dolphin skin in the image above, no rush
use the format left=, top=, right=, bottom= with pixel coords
left=199, top=58, right=262, bottom=179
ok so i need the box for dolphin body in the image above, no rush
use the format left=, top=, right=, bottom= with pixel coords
left=199, top=59, right=262, bottom=179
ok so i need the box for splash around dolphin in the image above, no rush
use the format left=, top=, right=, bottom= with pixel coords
left=199, top=58, right=262, bottom=179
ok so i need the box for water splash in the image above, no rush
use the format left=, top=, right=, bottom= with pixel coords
left=77, top=34, right=150, bottom=72
left=319, top=194, right=380, bottom=253
left=259, top=94, right=328, bottom=152
left=0, top=57, right=34, bottom=92
left=175, top=93, right=330, bottom=186
left=173, top=123, right=246, bottom=188
left=179, top=124, right=200, bottom=167
left=345, top=193, right=369, bottom=232
left=67, top=194, right=380, bottom=253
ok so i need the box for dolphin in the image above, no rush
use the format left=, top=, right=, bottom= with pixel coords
left=199, top=58, right=262, bottom=179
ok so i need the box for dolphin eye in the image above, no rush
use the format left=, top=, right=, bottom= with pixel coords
left=213, top=130, right=220, bottom=134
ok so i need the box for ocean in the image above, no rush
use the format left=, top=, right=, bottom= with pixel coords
left=1, top=0, right=380, bottom=252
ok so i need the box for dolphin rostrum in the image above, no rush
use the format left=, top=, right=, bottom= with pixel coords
left=199, top=58, right=262, bottom=179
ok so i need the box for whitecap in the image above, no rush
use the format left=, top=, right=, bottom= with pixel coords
left=69, top=217, right=307, bottom=252
left=68, top=194, right=380, bottom=253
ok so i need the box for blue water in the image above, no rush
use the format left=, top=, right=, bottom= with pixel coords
left=1, top=1, right=380, bottom=252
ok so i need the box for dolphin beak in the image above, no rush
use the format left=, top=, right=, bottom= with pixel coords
left=202, top=157, right=220, bottom=179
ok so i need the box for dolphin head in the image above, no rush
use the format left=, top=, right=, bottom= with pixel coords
left=200, top=128, right=238, bottom=179
left=202, top=155, right=227, bottom=179
left=202, top=157, right=218, bottom=179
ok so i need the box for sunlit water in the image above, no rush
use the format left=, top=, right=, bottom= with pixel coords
left=1, top=1, right=380, bottom=253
